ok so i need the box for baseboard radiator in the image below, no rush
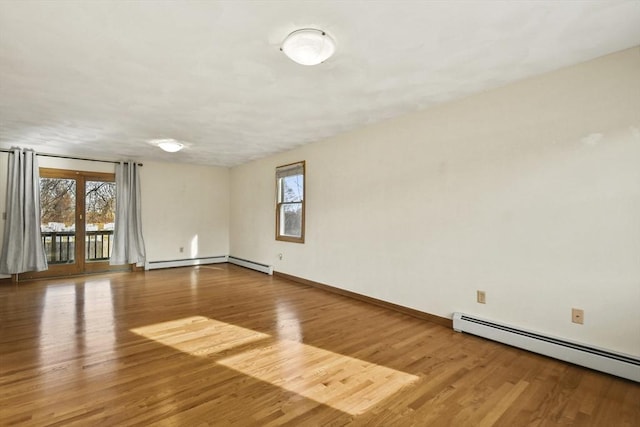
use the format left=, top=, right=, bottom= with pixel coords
left=146, top=256, right=228, bottom=270
left=453, top=313, right=640, bottom=382
left=228, top=256, right=273, bottom=275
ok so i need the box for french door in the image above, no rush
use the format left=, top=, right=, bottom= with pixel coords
left=19, top=168, right=126, bottom=279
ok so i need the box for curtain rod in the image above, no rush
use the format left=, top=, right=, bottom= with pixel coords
left=0, top=148, right=143, bottom=166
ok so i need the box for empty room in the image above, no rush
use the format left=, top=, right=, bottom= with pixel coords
left=1, top=1, right=639, bottom=425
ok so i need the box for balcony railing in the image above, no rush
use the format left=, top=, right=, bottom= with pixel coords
left=41, top=230, right=114, bottom=264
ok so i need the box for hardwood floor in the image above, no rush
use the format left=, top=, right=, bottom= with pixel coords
left=1, top=264, right=638, bottom=426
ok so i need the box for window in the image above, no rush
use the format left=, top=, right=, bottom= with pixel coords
left=276, top=161, right=305, bottom=243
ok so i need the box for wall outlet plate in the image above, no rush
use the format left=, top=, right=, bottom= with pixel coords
left=477, top=290, right=486, bottom=304
left=572, top=308, right=584, bottom=324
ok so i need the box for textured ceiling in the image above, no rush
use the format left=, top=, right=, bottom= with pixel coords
left=1, top=1, right=639, bottom=167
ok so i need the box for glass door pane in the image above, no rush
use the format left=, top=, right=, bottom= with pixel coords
left=40, top=178, right=77, bottom=264
left=85, top=180, right=116, bottom=262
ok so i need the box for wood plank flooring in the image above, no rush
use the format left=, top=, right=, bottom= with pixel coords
left=1, top=264, right=638, bottom=426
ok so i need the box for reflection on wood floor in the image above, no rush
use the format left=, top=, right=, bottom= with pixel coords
left=1, top=264, right=638, bottom=425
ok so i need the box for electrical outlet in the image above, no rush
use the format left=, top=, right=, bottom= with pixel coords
left=572, top=308, right=584, bottom=324
left=477, top=290, right=486, bottom=304
left=278, top=253, right=283, bottom=260
left=179, top=247, right=184, bottom=253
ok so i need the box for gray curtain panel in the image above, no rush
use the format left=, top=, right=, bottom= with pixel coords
left=110, top=161, right=146, bottom=266
left=0, top=148, right=48, bottom=275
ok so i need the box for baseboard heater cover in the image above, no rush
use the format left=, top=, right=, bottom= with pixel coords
left=146, top=256, right=228, bottom=270
left=453, top=313, right=640, bottom=382
left=228, top=256, right=273, bottom=275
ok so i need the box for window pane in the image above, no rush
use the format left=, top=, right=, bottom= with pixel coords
left=276, top=161, right=305, bottom=243
left=40, top=178, right=76, bottom=264
left=281, top=175, right=303, bottom=202
left=85, top=180, right=116, bottom=261
left=280, top=203, right=302, bottom=237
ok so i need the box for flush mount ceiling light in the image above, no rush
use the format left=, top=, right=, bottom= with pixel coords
left=151, top=138, right=184, bottom=153
left=281, top=28, right=336, bottom=66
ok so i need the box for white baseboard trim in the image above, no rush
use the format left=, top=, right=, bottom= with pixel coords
left=146, top=256, right=228, bottom=270
left=453, top=313, right=640, bottom=382
left=228, top=256, right=273, bottom=275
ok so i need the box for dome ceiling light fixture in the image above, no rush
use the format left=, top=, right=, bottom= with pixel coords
left=281, top=28, right=336, bottom=66
left=151, top=138, right=184, bottom=153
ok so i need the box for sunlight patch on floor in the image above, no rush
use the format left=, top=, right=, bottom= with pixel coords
left=131, top=315, right=418, bottom=416
left=130, top=316, right=269, bottom=357
left=218, top=338, right=419, bottom=415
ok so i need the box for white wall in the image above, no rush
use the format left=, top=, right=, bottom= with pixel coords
left=141, top=161, right=229, bottom=262
left=230, top=48, right=640, bottom=356
left=0, top=157, right=229, bottom=271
